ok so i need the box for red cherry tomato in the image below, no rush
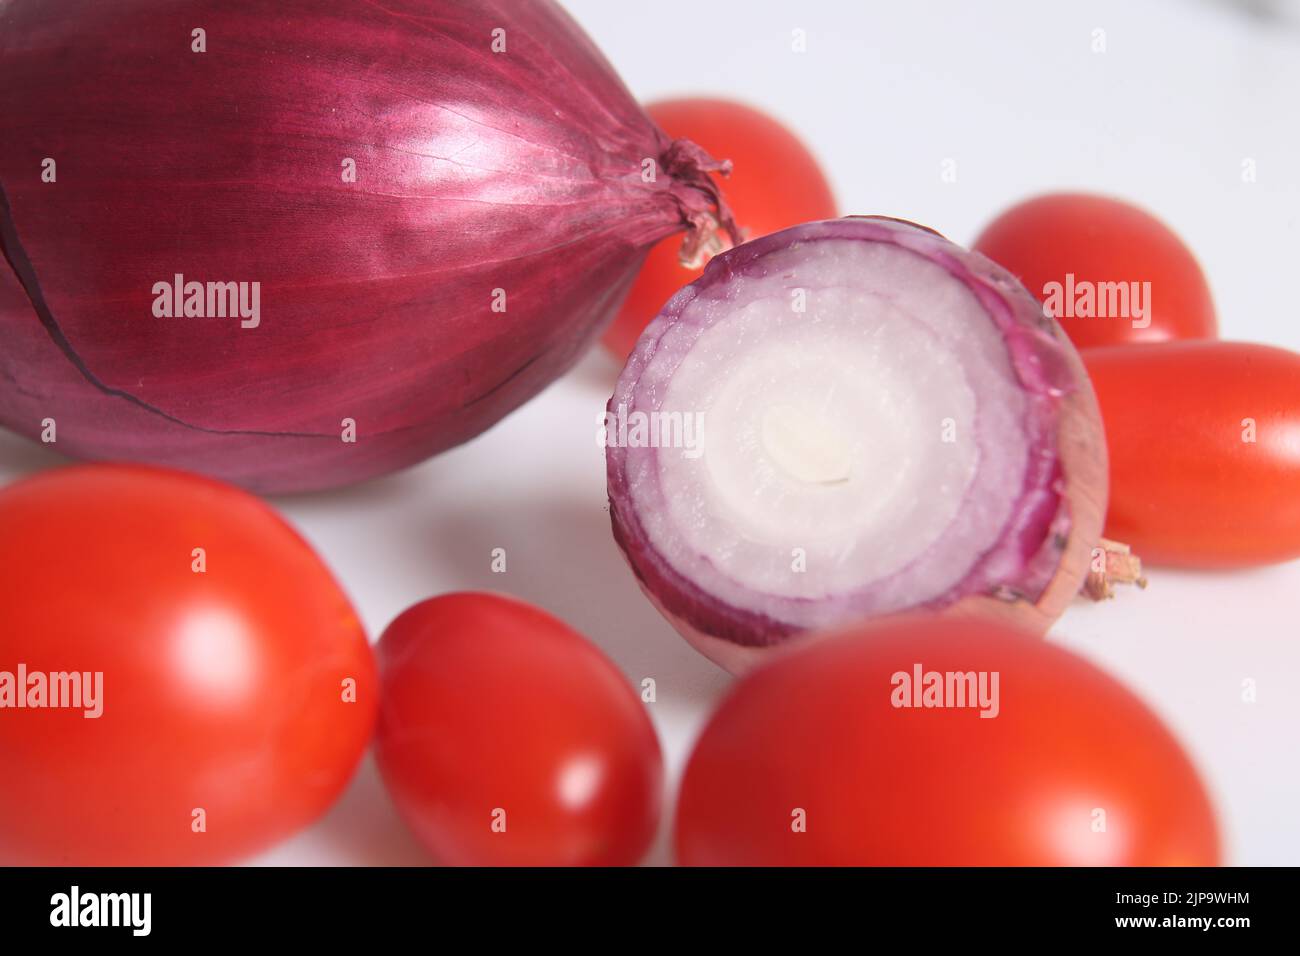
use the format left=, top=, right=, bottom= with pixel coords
left=0, top=464, right=375, bottom=865
left=1084, top=340, right=1300, bottom=567
left=374, top=592, right=662, bottom=866
left=601, top=98, right=838, bottom=361
left=676, top=616, right=1219, bottom=866
left=973, top=193, right=1216, bottom=350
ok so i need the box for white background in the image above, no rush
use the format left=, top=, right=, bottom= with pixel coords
left=3, top=0, right=1298, bottom=865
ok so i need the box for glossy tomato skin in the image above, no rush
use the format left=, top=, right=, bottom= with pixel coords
left=973, top=193, right=1216, bottom=349
left=676, top=617, right=1219, bottom=866
left=601, top=98, right=837, bottom=360
left=0, top=464, right=375, bottom=865
left=1084, top=341, right=1300, bottom=567
left=375, top=593, right=662, bottom=866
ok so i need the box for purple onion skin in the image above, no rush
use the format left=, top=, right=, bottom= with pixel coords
left=607, top=217, right=1108, bottom=672
left=0, top=0, right=732, bottom=492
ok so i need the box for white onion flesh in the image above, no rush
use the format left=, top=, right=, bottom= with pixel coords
left=606, top=217, right=1102, bottom=662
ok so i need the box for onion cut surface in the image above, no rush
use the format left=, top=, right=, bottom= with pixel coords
left=606, top=218, right=1108, bottom=670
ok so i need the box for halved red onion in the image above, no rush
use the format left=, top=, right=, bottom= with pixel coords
left=606, top=217, right=1113, bottom=672
left=0, top=0, right=735, bottom=492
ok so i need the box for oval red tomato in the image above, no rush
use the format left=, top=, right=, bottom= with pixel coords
left=0, top=463, right=375, bottom=865
left=1084, top=340, right=1300, bottom=567
left=601, top=98, right=837, bottom=361
left=374, top=592, right=662, bottom=866
left=676, top=616, right=1219, bottom=866
left=973, top=193, right=1216, bottom=349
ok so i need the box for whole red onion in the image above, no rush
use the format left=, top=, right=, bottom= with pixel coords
left=606, top=217, right=1123, bottom=673
left=0, top=0, right=734, bottom=492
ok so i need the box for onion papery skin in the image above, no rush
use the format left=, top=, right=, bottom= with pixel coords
left=606, top=217, right=1107, bottom=673
left=0, top=0, right=733, bottom=492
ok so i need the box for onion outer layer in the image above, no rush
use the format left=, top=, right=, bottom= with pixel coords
left=0, top=0, right=736, bottom=492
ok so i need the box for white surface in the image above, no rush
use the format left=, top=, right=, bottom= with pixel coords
left=4, top=0, right=1298, bottom=865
